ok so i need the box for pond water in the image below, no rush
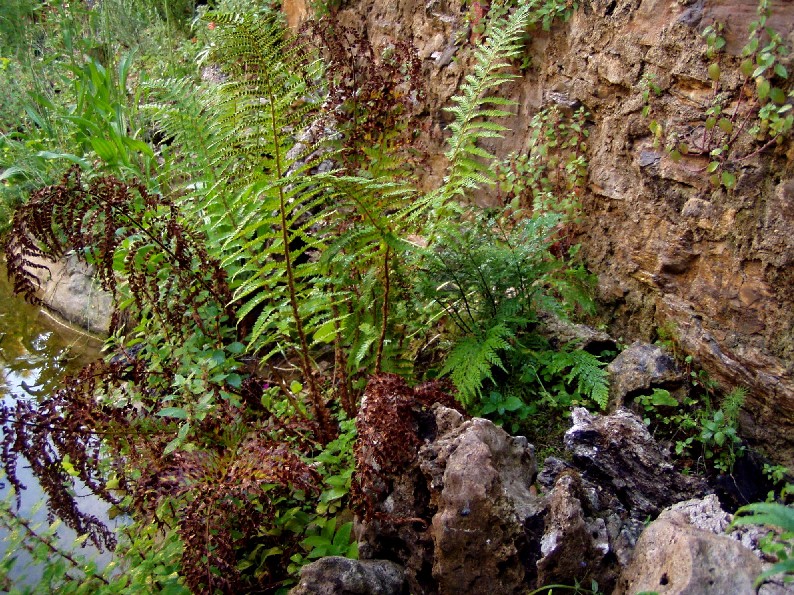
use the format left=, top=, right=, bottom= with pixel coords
left=0, top=264, right=119, bottom=587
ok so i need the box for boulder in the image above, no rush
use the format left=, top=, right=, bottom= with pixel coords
left=615, top=509, right=762, bottom=595
left=536, top=311, right=616, bottom=353
left=355, top=393, right=545, bottom=594
left=536, top=472, right=616, bottom=588
left=419, top=413, right=542, bottom=594
left=656, top=496, right=794, bottom=595
left=289, top=557, right=406, bottom=595
left=607, top=342, right=683, bottom=408
left=28, top=252, right=112, bottom=335
left=564, top=408, right=708, bottom=519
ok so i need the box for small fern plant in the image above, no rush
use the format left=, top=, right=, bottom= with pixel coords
left=418, top=207, right=597, bottom=406
left=416, top=3, right=606, bottom=415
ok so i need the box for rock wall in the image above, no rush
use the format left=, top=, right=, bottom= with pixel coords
left=285, top=0, right=794, bottom=465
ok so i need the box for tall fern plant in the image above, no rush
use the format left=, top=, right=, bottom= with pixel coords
left=173, top=13, right=339, bottom=435
left=435, top=1, right=534, bottom=205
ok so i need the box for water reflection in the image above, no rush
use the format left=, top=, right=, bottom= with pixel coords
left=0, top=264, right=117, bottom=586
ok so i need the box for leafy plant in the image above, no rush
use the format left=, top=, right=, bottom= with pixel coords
left=536, top=346, right=610, bottom=409
left=699, top=391, right=745, bottom=473
left=418, top=207, right=596, bottom=404
left=645, top=0, right=793, bottom=189
left=731, top=496, right=794, bottom=586
left=302, top=19, right=424, bottom=177
left=633, top=383, right=746, bottom=474
left=494, top=105, right=589, bottom=220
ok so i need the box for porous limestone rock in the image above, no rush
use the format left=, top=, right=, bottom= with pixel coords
left=614, top=514, right=763, bottom=595
left=536, top=472, right=616, bottom=589
left=654, top=495, right=794, bottom=595
left=355, top=402, right=544, bottom=594
left=418, top=412, right=542, bottom=594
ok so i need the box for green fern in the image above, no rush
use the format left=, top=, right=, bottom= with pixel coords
left=438, top=2, right=534, bottom=203
left=541, top=348, right=609, bottom=409
left=189, top=15, right=428, bottom=394
left=168, top=13, right=341, bottom=434
left=731, top=501, right=794, bottom=586
left=140, top=76, right=221, bottom=205
left=439, top=323, right=514, bottom=405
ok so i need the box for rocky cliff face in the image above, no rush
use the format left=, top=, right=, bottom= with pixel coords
left=286, top=0, right=794, bottom=466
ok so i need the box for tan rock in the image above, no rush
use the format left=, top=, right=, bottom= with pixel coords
left=614, top=516, right=762, bottom=595
left=28, top=253, right=112, bottom=335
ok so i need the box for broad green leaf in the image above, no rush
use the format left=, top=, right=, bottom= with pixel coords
left=717, top=118, right=733, bottom=134
left=757, top=77, right=771, bottom=101
left=721, top=171, right=736, bottom=189
left=157, top=407, right=188, bottom=419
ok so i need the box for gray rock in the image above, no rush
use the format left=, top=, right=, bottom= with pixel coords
left=289, top=557, right=406, bottom=595
left=657, top=494, right=730, bottom=534
left=536, top=472, right=616, bottom=589
left=659, top=496, right=794, bottom=595
left=536, top=310, right=616, bottom=353
left=607, top=342, right=683, bottom=408
left=30, top=252, right=113, bottom=335
left=564, top=408, right=707, bottom=519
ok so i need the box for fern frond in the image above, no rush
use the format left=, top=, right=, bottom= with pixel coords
left=139, top=77, right=220, bottom=204
left=439, top=3, right=534, bottom=202
left=544, top=348, right=609, bottom=409
left=439, top=323, right=514, bottom=405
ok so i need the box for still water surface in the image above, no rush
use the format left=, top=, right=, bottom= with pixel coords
left=0, top=264, right=119, bottom=586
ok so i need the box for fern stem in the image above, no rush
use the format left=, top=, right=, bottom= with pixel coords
left=264, top=71, right=332, bottom=441
left=331, top=302, right=356, bottom=417
left=374, top=246, right=390, bottom=373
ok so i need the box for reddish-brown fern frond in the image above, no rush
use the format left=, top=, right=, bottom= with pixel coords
left=3, top=167, right=235, bottom=342
left=0, top=360, right=160, bottom=551
left=351, top=373, right=463, bottom=522
left=301, top=19, right=425, bottom=173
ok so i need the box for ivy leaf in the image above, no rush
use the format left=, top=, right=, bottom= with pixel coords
left=770, top=87, right=787, bottom=105
left=756, top=77, right=771, bottom=101
left=717, top=118, right=733, bottom=134
left=721, top=171, right=737, bottom=189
